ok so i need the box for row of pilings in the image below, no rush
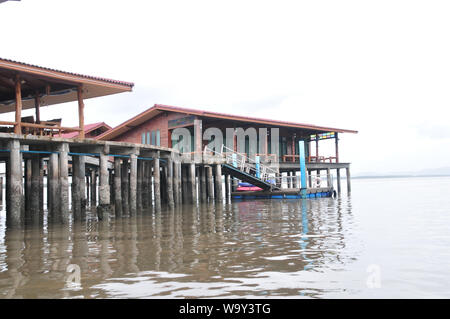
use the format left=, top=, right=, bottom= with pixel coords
left=1, top=136, right=230, bottom=228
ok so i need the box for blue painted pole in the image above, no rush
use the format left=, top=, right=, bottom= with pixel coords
left=232, top=153, right=237, bottom=168
left=255, top=155, right=260, bottom=178
left=299, top=140, right=307, bottom=198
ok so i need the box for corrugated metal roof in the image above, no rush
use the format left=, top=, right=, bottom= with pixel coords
left=98, top=104, right=358, bottom=141
left=0, top=57, right=134, bottom=88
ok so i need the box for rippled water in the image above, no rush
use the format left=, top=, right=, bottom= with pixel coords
left=0, top=176, right=449, bottom=298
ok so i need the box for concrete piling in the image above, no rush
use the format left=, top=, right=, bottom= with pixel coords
left=114, top=157, right=123, bottom=217
left=215, top=164, right=223, bottom=202
left=98, top=152, right=110, bottom=219
left=129, top=153, right=138, bottom=215
left=58, top=143, right=70, bottom=224
left=153, top=158, right=161, bottom=210
left=7, top=140, right=23, bottom=227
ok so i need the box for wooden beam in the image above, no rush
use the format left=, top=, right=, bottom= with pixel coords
left=77, top=85, right=85, bottom=138
left=34, top=92, right=40, bottom=124
left=14, top=74, right=22, bottom=134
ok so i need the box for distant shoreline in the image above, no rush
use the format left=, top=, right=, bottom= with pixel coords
left=352, top=174, right=450, bottom=180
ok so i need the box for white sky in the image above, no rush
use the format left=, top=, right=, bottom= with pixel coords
left=1, top=0, right=450, bottom=175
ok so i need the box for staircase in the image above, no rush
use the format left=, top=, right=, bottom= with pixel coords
left=204, top=145, right=282, bottom=191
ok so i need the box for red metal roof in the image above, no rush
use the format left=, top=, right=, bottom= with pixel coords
left=0, top=57, right=134, bottom=88
left=61, top=122, right=111, bottom=139
left=97, top=104, right=358, bottom=141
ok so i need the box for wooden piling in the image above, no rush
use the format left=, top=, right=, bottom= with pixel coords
left=215, top=164, right=223, bottom=201
left=129, top=153, right=138, bottom=215
left=173, top=161, right=180, bottom=205
left=326, top=168, right=332, bottom=188
left=346, top=167, right=351, bottom=194
left=90, top=169, right=97, bottom=206
left=58, top=143, right=70, bottom=224
left=206, top=165, right=214, bottom=201
left=98, top=152, right=110, bottom=219
left=189, top=163, right=196, bottom=204
left=7, top=140, right=23, bottom=227
left=336, top=168, right=341, bottom=194
left=153, top=158, right=161, bottom=210
left=121, top=159, right=129, bottom=215
left=167, top=158, right=174, bottom=207
left=114, top=157, right=123, bottom=217
left=48, top=152, right=59, bottom=222
left=200, top=166, right=207, bottom=202
left=30, top=155, right=41, bottom=224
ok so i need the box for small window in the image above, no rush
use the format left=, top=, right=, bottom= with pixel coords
left=147, top=132, right=150, bottom=144
left=151, top=131, right=156, bottom=145
left=141, top=133, right=146, bottom=144
left=156, top=130, right=160, bottom=146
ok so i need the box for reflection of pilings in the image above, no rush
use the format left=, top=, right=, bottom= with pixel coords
left=224, top=174, right=230, bottom=200
left=346, top=167, right=351, bottom=194
left=114, top=157, right=122, bottom=217
left=7, top=140, right=23, bottom=227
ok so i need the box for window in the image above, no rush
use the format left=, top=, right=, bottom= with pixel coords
left=156, top=130, right=160, bottom=146
left=147, top=132, right=150, bottom=144
left=151, top=131, right=156, bottom=145
left=141, top=132, right=146, bottom=144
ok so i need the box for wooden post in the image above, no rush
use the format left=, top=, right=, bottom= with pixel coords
left=335, top=132, right=339, bottom=163
left=336, top=168, right=341, bottom=194
left=7, top=140, right=23, bottom=227
left=121, top=159, right=129, bottom=215
left=181, top=165, right=188, bottom=204
left=199, top=166, right=207, bottom=202
left=224, top=173, right=230, bottom=199
left=173, top=161, right=180, bottom=205
left=148, top=161, right=153, bottom=207
left=58, top=143, right=70, bottom=224
left=206, top=165, right=214, bottom=201
left=14, top=75, right=22, bottom=135
left=48, top=152, right=59, bottom=222
left=39, top=158, right=44, bottom=214
left=79, top=156, right=86, bottom=213
left=315, top=134, right=319, bottom=160
left=90, top=169, right=97, bottom=206
left=25, top=159, right=32, bottom=213
left=72, top=155, right=82, bottom=220
left=326, top=168, right=332, bottom=188
left=98, top=152, right=110, bottom=219
left=34, top=92, right=41, bottom=124
left=30, top=155, right=41, bottom=224
left=167, top=158, right=174, bottom=207
left=114, top=157, right=123, bottom=217
left=86, top=174, right=90, bottom=204
left=129, top=153, right=138, bottom=215
left=136, top=159, right=143, bottom=211
left=189, top=163, right=196, bottom=204
left=0, top=177, right=3, bottom=203
left=346, top=167, right=351, bottom=194
left=141, top=161, right=148, bottom=209
left=77, top=86, right=85, bottom=139
left=153, top=158, right=161, bottom=210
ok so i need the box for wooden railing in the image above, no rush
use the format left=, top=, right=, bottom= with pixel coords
left=20, top=122, right=81, bottom=137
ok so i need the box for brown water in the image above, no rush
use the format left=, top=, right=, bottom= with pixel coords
left=1, top=176, right=450, bottom=298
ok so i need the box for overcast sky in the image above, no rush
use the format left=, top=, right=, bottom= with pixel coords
left=1, top=0, right=450, bottom=175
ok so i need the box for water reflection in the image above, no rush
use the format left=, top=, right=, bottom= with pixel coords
left=0, top=197, right=355, bottom=298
